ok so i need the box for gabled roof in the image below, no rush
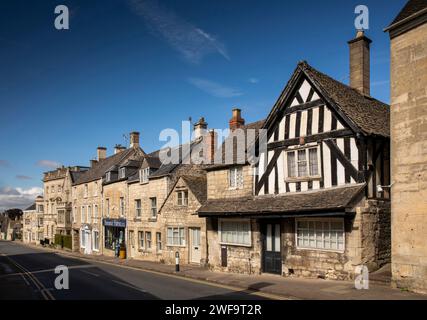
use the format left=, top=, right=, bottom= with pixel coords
left=198, top=184, right=365, bottom=217
left=264, top=61, right=390, bottom=138
left=24, top=203, right=36, bottom=211
left=158, top=174, right=207, bottom=213
left=73, top=147, right=145, bottom=185
left=388, top=0, right=427, bottom=27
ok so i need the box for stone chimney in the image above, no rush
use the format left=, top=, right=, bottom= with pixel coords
left=97, top=147, right=107, bottom=161
left=206, top=130, right=218, bottom=164
left=229, top=108, right=245, bottom=131
left=114, top=144, right=126, bottom=154
left=348, top=30, right=372, bottom=96
left=194, top=117, right=208, bottom=140
left=90, top=159, right=98, bottom=168
left=130, top=132, right=140, bottom=148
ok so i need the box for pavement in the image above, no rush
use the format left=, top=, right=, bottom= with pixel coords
left=1, top=240, right=426, bottom=300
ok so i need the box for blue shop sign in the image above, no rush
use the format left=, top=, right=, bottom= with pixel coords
left=103, top=218, right=126, bottom=228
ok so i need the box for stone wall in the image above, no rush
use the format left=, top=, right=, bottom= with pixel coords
left=390, top=22, right=427, bottom=294
left=207, top=165, right=253, bottom=200
left=160, top=177, right=207, bottom=265
left=206, top=218, right=262, bottom=275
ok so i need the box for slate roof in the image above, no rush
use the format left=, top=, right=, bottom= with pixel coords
left=24, top=203, right=36, bottom=211
left=181, top=175, right=207, bottom=204
left=73, top=147, right=144, bottom=185
left=303, top=62, right=390, bottom=137
left=198, top=184, right=365, bottom=217
left=204, top=119, right=265, bottom=171
left=389, top=0, right=427, bottom=26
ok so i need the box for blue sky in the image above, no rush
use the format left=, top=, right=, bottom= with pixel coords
left=0, top=0, right=405, bottom=209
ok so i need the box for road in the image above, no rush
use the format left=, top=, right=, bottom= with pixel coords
left=0, top=240, right=271, bottom=300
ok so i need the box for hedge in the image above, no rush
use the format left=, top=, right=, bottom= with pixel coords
left=54, top=234, right=72, bottom=250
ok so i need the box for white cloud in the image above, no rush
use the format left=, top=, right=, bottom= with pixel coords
left=129, top=0, right=229, bottom=64
left=0, top=186, right=43, bottom=211
left=36, top=160, right=61, bottom=169
left=188, top=78, right=243, bottom=98
left=248, top=78, right=259, bottom=84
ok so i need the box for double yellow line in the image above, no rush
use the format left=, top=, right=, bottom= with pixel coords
left=1, top=253, right=55, bottom=300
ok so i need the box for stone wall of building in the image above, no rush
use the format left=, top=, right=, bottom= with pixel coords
left=390, top=22, right=427, bottom=294
left=127, top=176, right=169, bottom=262
left=160, top=177, right=207, bottom=265
left=72, top=179, right=103, bottom=255
left=206, top=218, right=262, bottom=275
left=207, top=165, right=253, bottom=200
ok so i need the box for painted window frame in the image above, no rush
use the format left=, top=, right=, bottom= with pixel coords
left=218, top=218, right=252, bottom=247
left=156, top=232, right=162, bottom=252
left=150, top=197, right=157, bottom=219
left=119, top=197, right=125, bottom=217
left=284, top=144, right=322, bottom=182
left=92, top=230, right=100, bottom=252
left=119, top=167, right=126, bottom=179
left=138, top=231, right=144, bottom=249
left=135, top=199, right=142, bottom=218
left=295, top=217, right=345, bottom=253
left=139, top=168, right=150, bottom=184
left=166, top=227, right=186, bottom=247
left=176, top=190, right=189, bottom=206
left=229, top=167, right=244, bottom=190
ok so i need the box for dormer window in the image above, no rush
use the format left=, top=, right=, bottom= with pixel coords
left=140, top=168, right=150, bottom=184
left=106, top=172, right=111, bottom=182
left=177, top=190, right=189, bottom=206
left=119, top=167, right=126, bottom=179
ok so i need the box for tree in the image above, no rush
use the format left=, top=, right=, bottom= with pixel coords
left=3, top=208, right=23, bottom=220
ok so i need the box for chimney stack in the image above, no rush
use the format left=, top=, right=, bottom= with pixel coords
left=194, top=117, right=208, bottom=140
left=130, top=132, right=140, bottom=148
left=90, top=159, right=98, bottom=168
left=114, top=144, right=126, bottom=154
left=229, top=108, right=245, bottom=131
left=206, top=130, right=218, bottom=164
left=348, top=30, right=372, bottom=96
left=97, top=147, right=107, bottom=161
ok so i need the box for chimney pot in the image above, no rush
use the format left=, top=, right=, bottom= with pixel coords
left=194, top=117, right=208, bottom=140
left=348, top=31, right=372, bottom=96
left=97, top=147, right=107, bottom=161
left=130, top=132, right=140, bottom=148
left=114, top=144, right=126, bottom=154
left=229, top=108, right=245, bottom=130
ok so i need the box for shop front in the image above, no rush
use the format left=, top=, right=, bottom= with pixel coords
left=103, top=218, right=126, bottom=256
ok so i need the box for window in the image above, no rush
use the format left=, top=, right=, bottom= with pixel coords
left=296, top=219, right=345, bottom=251
left=73, top=207, right=77, bottom=223
left=119, top=167, right=126, bottom=179
left=73, top=187, right=77, bottom=199
left=167, top=227, right=185, bottom=246
left=81, top=206, right=86, bottom=223
left=135, top=199, right=142, bottom=218
left=57, top=185, right=62, bottom=193
left=94, top=205, right=98, bottom=220
left=140, top=168, right=150, bottom=183
left=38, top=217, right=43, bottom=226
left=87, top=205, right=92, bottom=222
left=46, top=186, right=49, bottom=194
left=106, top=172, right=111, bottom=182
left=229, top=167, right=243, bottom=189
left=93, top=182, right=98, bottom=197
left=150, top=197, right=157, bottom=218
left=93, top=230, right=99, bottom=251
left=286, top=146, right=320, bottom=180
left=120, top=197, right=125, bottom=217
left=37, top=205, right=44, bottom=213
left=219, top=220, right=251, bottom=246
left=80, top=229, right=85, bottom=248
left=84, top=184, right=88, bottom=198
left=146, top=232, right=152, bottom=249
left=156, top=232, right=162, bottom=251
left=138, top=231, right=144, bottom=249
left=177, top=190, right=188, bottom=206
left=58, top=210, right=65, bottom=224
left=51, top=186, right=55, bottom=193
left=105, top=199, right=110, bottom=217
